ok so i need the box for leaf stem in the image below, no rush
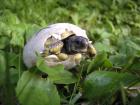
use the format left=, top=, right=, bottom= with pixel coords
left=69, top=65, right=84, bottom=105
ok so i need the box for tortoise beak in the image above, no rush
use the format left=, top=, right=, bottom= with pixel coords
left=88, top=44, right=96, bottom=57
left=74, top=38, right=89, bottom=53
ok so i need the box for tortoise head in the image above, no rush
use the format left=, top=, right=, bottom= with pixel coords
left=62, top=35, right=89, bottom=54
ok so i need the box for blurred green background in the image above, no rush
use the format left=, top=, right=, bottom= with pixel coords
left=0, top=0, right=140, bottom=105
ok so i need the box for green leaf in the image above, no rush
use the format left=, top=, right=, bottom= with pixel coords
left=129, top=94, right=140, bottom=105
left=103, top=59, right=113, bottom=68
left=109, top=54, right=127, bottom=67
left=16, top=71, right=60, bottom=105
left=100, top=30, right=112, bottom=39
left=10, top=32, right=24, bottom=47
left=36, top=57, right=77, bottom=84
left=8, top=52, right=19, bottom=69
left=87, top=52, right=107, bottom=73
left=127, top=40, right=140, bottom=51
left=0, top=51, right=6, bottom=86
left=0, top=36, right=9, bottom=49
left=130, top=62, right=140, bottom=71
left=94, top=42, right=111, bottom=52
left=36, top=56, right=64, bottom=75
left=0, top=51, right=5, bottom=72
left=71, top=14, right=79, bottom=25
left=109, top=53, right=134, bottom=68
left=0, top=10, right=20, bottom=25
left=25, top=24, right=40, bottom=40
left=0, top=51, right=20, bottom=85
left=83, top=71, right=139, bottom=101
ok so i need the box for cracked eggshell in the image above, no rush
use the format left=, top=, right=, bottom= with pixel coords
left=23, top=23, right=88, bottom=69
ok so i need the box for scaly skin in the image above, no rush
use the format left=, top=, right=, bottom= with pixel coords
left=74, top=53, right=82, bottom=63
left=49, top=41, right=63, bottom=54
left=87, top=43, right=97, bottom=57
left=57, top=53, right=68, bottom=61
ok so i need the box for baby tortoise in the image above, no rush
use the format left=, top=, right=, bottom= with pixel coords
left=43, top=29, right=96, bottom=64
left=23, top=23, right=96, bottom=69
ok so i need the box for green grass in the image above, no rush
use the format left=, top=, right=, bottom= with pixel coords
left=0, top=0, right=140, bottom=105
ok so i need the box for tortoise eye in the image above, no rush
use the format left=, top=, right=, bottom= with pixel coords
left=75, top=38, right=83, bottom=45
left=76, top=40, right=81, bottom=44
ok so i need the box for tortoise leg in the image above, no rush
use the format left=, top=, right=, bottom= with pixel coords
left=44, top=36, right=58, bottom=47
left=49, top=40, right=64, bottom=54
left=57, top=53, right=82, bottom=62
left=57, top=53, right=68, bottom=61
left=73, top=53, right=82, bottom=63
left=43, top=36, right=59, bottom=57
left=87, top=44, right=96, bottom=57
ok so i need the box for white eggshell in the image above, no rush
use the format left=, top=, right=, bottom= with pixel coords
left=23, top=23, right=88, bottom=69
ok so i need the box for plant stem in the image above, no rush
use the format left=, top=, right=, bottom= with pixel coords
left=18, top=48, right=22, bottom=79
left=69, top=65, right=84, bottom=105
left=4, top=51, right=14, bottom=105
